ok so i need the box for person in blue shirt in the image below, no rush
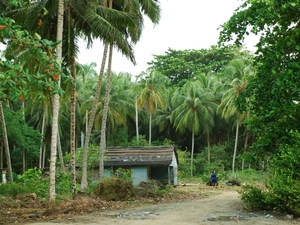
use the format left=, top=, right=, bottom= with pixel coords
left=210, top=172, right=218, bottom=187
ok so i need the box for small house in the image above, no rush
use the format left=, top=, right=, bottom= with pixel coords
left=102, top=146, right=178, bottom=186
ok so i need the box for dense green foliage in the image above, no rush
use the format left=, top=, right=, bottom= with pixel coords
left=3, top=0, right=299, bottom=215
left=219, top=0, right=300, bottom=214
left=17, top=168, right=48, bottom=197
left=267, top=131, right=300, bottom=214
left=219, top=0, right=300, bottom=156
left=0, top=17, right=62, bottom=101
left=196, top=144, right=231, bottom=174
left=2, top=110, right=42, bottom=172
left=240, top=131, right=300, bottom=215
left=0, top=168, right=73, bottom=198
left=148, top=46, right=246, bottom=86
left=0, top=182, right=31, bottom=197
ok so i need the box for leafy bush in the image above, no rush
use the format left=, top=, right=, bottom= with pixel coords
left=17, top=168, right=48, bottom=197
left=177, top=149, right=191, bottom=178
left=115, top=168, right=133, bottom=183
left=240, top=131, right=300, bottom=215
left=16, top=168, right=73, bottom=198
left=55, top=172, right=72, bottom=195
left=84, top=181, right=98, bottom=195
left=239, top=185, right=270, bottom=211
left=0, top=182, right=31, bottom=197
left=130, top=135, right=149, bottom=146
left=195, top=144, right=231, bottom=175
left=75, top=144, right=100, bottom=169
left=266, top=131, right=300, bottom=215
left=199, top=173, right=213, bottom=185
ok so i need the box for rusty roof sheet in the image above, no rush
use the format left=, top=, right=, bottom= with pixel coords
left=104, top=146, right=175, bottom=166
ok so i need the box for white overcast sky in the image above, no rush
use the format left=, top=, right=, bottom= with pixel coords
left=78, top=0, right=257, bottom=75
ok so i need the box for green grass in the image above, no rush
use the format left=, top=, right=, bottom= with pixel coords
left=179, top=169, right=266, bottom=186
left=233, top=169, right=266, bottom=186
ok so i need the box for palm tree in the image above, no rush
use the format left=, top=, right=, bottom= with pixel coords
left=49, top=0, right=64, bottom=205
left=99, top=43, right=113, bottom=179
left=136, top=69, right=167, bottom=144
left=81, top=72, right=132, bottom=141
left=217, top=59, right=255, bottom=172
left=197, top=73, right=221, bottom=164
left=80, top=0, right=161, bottom=190
left=152, top=88, right=176, bottom=142
left=171, top=80, right=217, bottom=176
left=1, top=0, right=138, bottom=192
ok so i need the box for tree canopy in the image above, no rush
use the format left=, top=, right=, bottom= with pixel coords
left=219, top=0, right=300, bottom=156
left=148, top=45, right=247, bottom=86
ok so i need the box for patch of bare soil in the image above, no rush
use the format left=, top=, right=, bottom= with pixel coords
left=1, top=184, right=299, bottom=225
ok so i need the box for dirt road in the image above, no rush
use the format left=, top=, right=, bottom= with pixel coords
left=22, top=188, right=299, bottom=225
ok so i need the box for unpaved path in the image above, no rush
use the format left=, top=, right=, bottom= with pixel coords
left=23, top=189, right=299, bottom=225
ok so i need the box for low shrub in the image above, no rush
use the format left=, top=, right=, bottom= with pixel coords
left=226, top=173, right=241, bottom=186
left=115, top=168, right=133, bottom=183
left=55, top=172, right=72, bottom=195
left=239, top=185, right=270, bottom=211
left=240, top=131, right=300, bottom=216
left=266, top=132, right=300, bottom=215
left=17, top=168, right=48, bottom=198
left=0, top=182, right=31, bottom=197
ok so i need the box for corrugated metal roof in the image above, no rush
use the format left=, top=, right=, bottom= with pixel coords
left=104, top=146, right=175, bottom=166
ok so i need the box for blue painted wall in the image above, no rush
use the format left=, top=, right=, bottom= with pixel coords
left=132, top=166, right=148, bottom=185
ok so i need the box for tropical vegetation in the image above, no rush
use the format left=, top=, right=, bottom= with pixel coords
left=0, top=0, right=299, bottom=216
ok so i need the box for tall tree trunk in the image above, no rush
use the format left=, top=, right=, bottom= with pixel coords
left=39, top=111, right=46, bottom=169
left=242, top=128, right=249, bottom=171
left=68, top=5, right=77, bottom=196
left=80, top=43, right=109, bottom=191
left=99, top=43, right=113, bottom=179
left=148, top=112, right=152, bottom=145
left=0, top=143, right=3, bottom=169
left=232, top=119, right=239, bottom=172
left=190, top=128, right=195, bottom=177
left=57, top=130, right=65, bottom=173
left=0, top=102, right=13, bottom=182
left=135, top=99, right=139, bottom=144
left=49, top=0, right=64, bottom=205
left=207, top=133, right=211, bottom=164
left=22, top=149, right=26, bottom=173
left=42, top=143, right=46, bottom=168
left=21, top=99, right=26, bottom=173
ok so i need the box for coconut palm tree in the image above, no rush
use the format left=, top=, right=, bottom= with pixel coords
left=197, top=73, right=221, bottom=164
left=217, top=59, right=255, bottom=172
left=171, top=80, right=217, bottom=176
left=152, top=88, right=176, bottom=142
left=49, top=0, right=64, bottom=205
left=80, top=72, right=132, bottom=142
left=1, top=0, right=139, bottom=193
left=136, top=69, right=167, bottom=144
left=80, top=0, right=161, bottom=190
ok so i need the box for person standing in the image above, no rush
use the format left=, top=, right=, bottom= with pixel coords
left=210, top=172, right=218, bottom=187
